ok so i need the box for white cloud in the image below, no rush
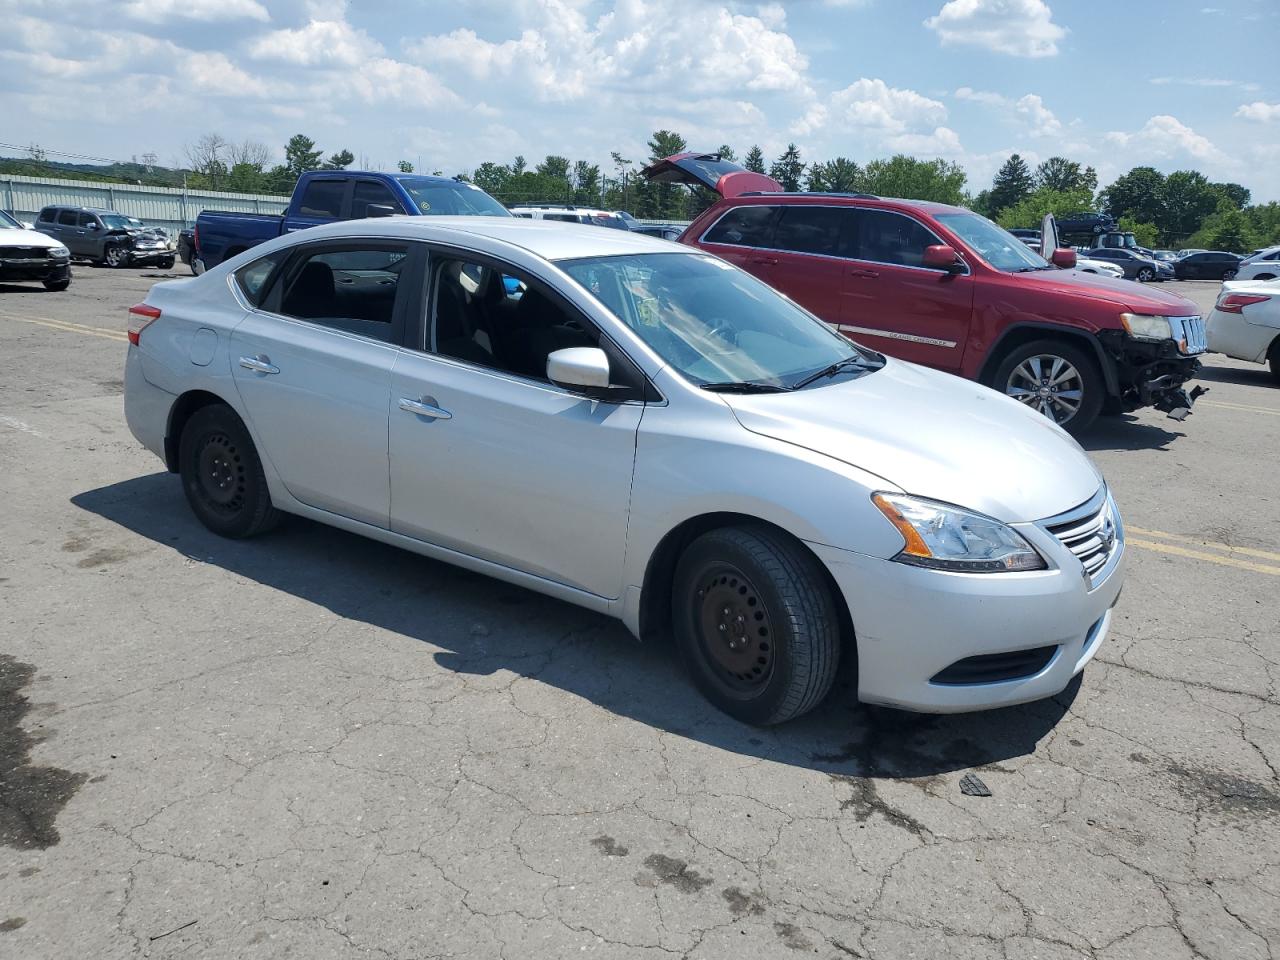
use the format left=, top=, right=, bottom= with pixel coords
left=1150, top=76, right=1260, bottom=91
left=1236, top=101, right=1280, bottom=122
left=954, top=88, right=1060, bottom=136
left=119, top=0, right=269, bottom=22
left=925, top=0, right=1065, bottom=57
left=887, top=127, right=964, bottom=156
left=1105, top=115, right=1225, bottom=163
left=248, top=18, right=382, bottom=66
left=794, top=78, right=946, bottom=136
left=954, top=86, right=1008, bottom=106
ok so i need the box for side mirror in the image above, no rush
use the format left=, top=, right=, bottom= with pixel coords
left=547, top=347, right=610, bottom=391
left=366, top=204, right=399, bottom=218
left=1050, top=248, right=1077, bottom=269
left=923, top=244, right=962, bottom=272
left=87, top=223, right=99, bottom=230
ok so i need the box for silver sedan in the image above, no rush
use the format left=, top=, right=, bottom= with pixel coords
left=124, top=217, right=1125, bottom=724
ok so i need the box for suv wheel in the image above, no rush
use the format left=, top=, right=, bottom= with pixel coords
left=43, top=278, right=71, bottom=292
left=992, top=340, right=1104, bottom=433
left=179, top=405, right=280, bottom=538
left=1136, top=266, right=1154, bottom=282
left=673, top=526, right=840, bottom=726
left=104, top=244, right=128, bottom=268
left=1222, top=268, right=1238, bottom=281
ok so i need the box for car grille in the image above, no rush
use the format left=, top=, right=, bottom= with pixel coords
left=1171, top=315, right=1206, bottom=355
left=0, top=246, right=49, bottom=261
left=1044, top=492, right=1119, bottom=582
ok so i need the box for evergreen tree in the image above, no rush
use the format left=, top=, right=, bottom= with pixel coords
left=770, top=143, right=805, bottom=191
left=744, top=145, right=765, bottom=174
left=1034, top=157, right=1090, bottom=193
left=988, top=153, right=1034, bottom=215
left=806, top=158, right=862, bottom=192
left=323, top=149, right=354, bottom=170
left=397, top=160, right=414, bottom=173
left=716, top=144, right=737, bottom=162
left=283, top=134, right=323, bottom=179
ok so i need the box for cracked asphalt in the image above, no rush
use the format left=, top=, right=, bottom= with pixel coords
left=0, top=267, right=1277, bottom=959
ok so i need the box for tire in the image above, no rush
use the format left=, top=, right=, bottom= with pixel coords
left=1222, top=268, right=1237, bottom=281
left=179, top=405, right=280, bottom=538
left=991, top=339, right=1105, bottom=433
left=158, top=257, right=175, bottom=270
left=43, top=278, right=70, bottom=291
left=1256, top=273, right=1276, bottom=281
left=104, top=244, right=128, bottom=268
left=1136, top=267, right=1154, bottom=282
left=672, top=525, right=841, bottom=725
left=1269, top=340, right=1280, bottom=385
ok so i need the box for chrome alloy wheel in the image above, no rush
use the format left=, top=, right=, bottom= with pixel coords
left=1005, top=354, right=1084, bottom=425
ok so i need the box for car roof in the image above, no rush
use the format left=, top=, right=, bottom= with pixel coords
left=726, top=192, right=970, bottom=215
left=283, top=215, right=683, bottom=261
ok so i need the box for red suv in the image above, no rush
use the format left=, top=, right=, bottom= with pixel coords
left=643, top=153, right=1206, bottom=432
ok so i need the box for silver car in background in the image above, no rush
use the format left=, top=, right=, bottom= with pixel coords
left=124, top=218, right=1125, bottom=724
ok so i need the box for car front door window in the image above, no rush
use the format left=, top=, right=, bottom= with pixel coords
left=852, top=209, right=940, bottom=268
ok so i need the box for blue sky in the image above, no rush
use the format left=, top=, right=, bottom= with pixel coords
left=2, top=0, right=1278, bottom=200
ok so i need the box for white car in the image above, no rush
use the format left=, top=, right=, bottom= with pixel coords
left=123, top=218, right=1125, bottom=724
left=0, top=209, right=72, bottom=290
left=1207, top=278, right=1280, bottom=382
left=1234, top=245, right=1280, bottom=282
left=508, top=204, right=631, bottom=230
left=1074, top=256, right=1125, bottom=280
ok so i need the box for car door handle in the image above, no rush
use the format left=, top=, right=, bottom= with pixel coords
left=849, top=268, right=880, bottom=279
left=750, top=256, right=779, bottom=266
left=238, top=355, right=279, bottom=374
left=398, top=397, right=452, bottom=420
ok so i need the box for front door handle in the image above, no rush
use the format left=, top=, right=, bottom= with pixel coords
left=238, top=355, right=279, bottom=375
left=750, top=256, right=779, bottom=266
left=398, top=397, right=452, bottom=420
left=849, top=268, right=880, bottom=279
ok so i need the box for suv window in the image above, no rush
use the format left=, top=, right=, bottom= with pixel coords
left=544, top=214, right=580, bottom=223
left=274, top=244, right=409, bottom=341
left=296, top=179, right=346, bottom=219
left=38, top=207, right=56, bottom=224
left=772, top=206, right=851, bottom=257
left=703, top=205, right=777, bottom=248
left=57, top=209, right=79, bottom=226
left=77, top=212, right=97, bottom=228
left=852, top=209, right=939, bottom=268
left=234, top=251, right=288, bottom=306
left=352, top=180, right=403, bottom=219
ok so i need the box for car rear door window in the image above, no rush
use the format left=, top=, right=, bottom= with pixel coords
left=352, top=180, right=403, bottom=218
left=702, top=205, right=778, bottom=248
left=772, top=206, right=852, bottom=257
left=296, top=179, right=347, bottom=219
left=271, top=244, right=411, bottom=342
left=57, top=209, right=78, bottom=226
left=852, top=209, right=940, bottom=268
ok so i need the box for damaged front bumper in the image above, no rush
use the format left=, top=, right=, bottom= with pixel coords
left=1100, top=330, right=1207, bottom=421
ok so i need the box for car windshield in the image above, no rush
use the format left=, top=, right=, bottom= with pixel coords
left=559, top=253, right=879, bottom=389
left=936, top=212, right=1050, bottom=272
left=394, top=177, right=511, bottom=217
left=100, top=214, right=134, bottom=230
left=0, top=210, right=20, bottom=228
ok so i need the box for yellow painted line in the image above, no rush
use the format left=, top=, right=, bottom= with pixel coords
left=1200, top=400, right=1280, bottom=417
left=0, top=312, right=128, bottom=342
left=1128, top=526, right=1280, bottom=564
left=1128, top=538, right=1280, bottom=577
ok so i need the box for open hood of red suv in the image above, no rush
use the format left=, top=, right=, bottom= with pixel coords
left=640, top=152, right=783, bottom=199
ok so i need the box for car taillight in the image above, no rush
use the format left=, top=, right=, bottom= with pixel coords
left=1217, top=293, right=1270, bottom=314
left=192, top=224, right=199, bottom=253
left=128, top=303, right=161, bottom=345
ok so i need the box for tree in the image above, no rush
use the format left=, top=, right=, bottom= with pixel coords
left=283, top=134, right=323, bottom=179
left=1213, top=182, right=1250, bottom=210
left=968, top=189, right=994, bottom=218
left=1161, top=170, right=1223, bottom=244
left=770, top=143, right=805, bottom=192
left=185, top=133, right=230, bottom=188
left=860, top=156, right=967, bottom=205
left=1034, top=157, right=1093, bottom=193
left=744, top=145, right=765, bottom=174
left=573, top=160, right=601, bottom=203
left=1117, top=217, right=1160, bottom=249
left=323, top=149, right=354, bottom=170
left=1100, top=167, right=1166, bottom=231
left=511, top=155, right=527, bottom=175
left=647, top=130, right=687, bottom=162
left=536, top=155, right=571, bottom=181
left=397, top=160, right=414, bottom=173
left=806, top=157, right=862, bottom=192
left=988, top=154, right=1034, bottom=215
left=997, top=186, right=1097, bottom=230
left=229, top=140, right=270, bottom=170
left=225, top=162, right=266, bottom=194
left=716, top=144, right=737, bottom=162
left=642, top=131, right=689, bottom=219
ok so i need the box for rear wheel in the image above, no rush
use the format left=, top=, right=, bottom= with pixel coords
left=158, top=256, right=175, bottom=270
left=179, top=405, right=280, bottom=538
left=1256, top=273, right=1276, bottom=281
left=992, top=339, right=1105, bottom=433
left=673, top=526, right=840, bottom=725
left=1222, top=268, right=1238, bottom=281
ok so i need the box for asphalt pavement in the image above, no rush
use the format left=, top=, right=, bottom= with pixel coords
left=0, top=266, right=1277, bottom=959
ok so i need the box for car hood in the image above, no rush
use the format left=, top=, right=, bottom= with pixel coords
left=720, top=359, right=1103, bottom=523
left=0, top=227, right=60, bottom=248
left=1014, top=266, right=1199, bottom=313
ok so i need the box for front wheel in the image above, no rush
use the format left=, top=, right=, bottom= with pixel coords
left=1222, top=268, right=1237, bottom=281
left=673, top=526, right=841, bottom=725
left=179, top=405, right=280, bottom=538
left=43, top=278, right=70, bottom=291
left=104, top=244, right=128, bottom=268
left=992, top=339, right=1105, bottom=433
left=1136, top=267, right=1154, bottom=282
left=158, top=256, right=175, bottom=270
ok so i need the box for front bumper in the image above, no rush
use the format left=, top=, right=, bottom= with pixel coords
left=810, top=494, right=1126, bottom=713
left=127, top=247, right=174, bottom=265
left=0, top=257, right=69, bottom=283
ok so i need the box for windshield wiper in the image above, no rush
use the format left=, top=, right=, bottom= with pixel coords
left=1012, top=265, right=1055, bottom=272
left=792, top=356, right=869, bottom=390
left=699, top=381, right=790, bottom=394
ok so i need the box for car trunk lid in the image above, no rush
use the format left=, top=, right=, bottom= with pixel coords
left=639, top=153, right=783, bottom=199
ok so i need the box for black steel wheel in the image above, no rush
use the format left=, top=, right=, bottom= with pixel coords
left=179, top=404, right=280, bottom=538
left=673, top=525, right=840, bottom=725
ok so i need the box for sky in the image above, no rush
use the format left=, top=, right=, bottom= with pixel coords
left=2, top=0, right=1278, bottom=201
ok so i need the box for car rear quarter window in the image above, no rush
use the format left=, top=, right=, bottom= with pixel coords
left=703, top=205, right=777, bottom=248
left=852, top=209, right=940, bottom=268
left=296, top=179, right=347, bottom=219
left=772, top=206, right=851, bottom=257
left=235, top=251, right=288, bottom=307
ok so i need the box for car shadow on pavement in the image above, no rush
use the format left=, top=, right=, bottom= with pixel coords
left=1078, top=415, right=1184, bottom=452
left=1194, top=363, right=1277, bottom=389
left=73, top=474, right=1077, bottom=781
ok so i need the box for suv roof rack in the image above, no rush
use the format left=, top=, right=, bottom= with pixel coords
left=737, top=191, right=880, bottom=200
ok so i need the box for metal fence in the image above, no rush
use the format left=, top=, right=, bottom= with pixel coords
left=0, top=174, right=289, bottom=236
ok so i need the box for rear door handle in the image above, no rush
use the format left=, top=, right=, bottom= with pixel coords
left=398, top=397, right=452, bottom=420
left=849, top=268, right=879, bottom=279
left=238, top=355, right=279, bottom=375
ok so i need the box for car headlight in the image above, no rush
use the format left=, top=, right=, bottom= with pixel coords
left=48, top=245, right=70, bottom=258
left=1119, top=313, right=1176, bottom=342
left=872, top=493, right=1047, bottom=573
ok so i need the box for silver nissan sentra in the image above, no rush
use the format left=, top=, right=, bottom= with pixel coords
left=124, top=217, right=1125, bottom=725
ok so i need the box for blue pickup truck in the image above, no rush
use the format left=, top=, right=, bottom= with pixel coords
left=193, top=170, right=511, bottom=272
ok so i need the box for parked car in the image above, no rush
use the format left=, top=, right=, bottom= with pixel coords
left=1074, top=256, right=1126, bottom=280
left=1152, top=249, right=1178, bottom=262
left=1083, top=247, right=1173, bottom=282
left=1173, top=251, right=1242, bottom=281
left=640, top=152, right=1205, bottom=432
left=508, top=203, right=631, bottom=229
left=1206, top=278, right=1280, bottom=382
left=177, top=227, right=196, bottom=274
left=0, top=210, right=71, bottom=290
left=123, top=217, right=1126, bottom=724
left=1177, top=248, right=1207, bottom=258
left=1008, top=228, right=1041, bottom=245
left=629, top=224, right=684, bottom=241
left=1234, top=245, right=1280, bottom=281
left=614, top=211, right=643, bottom=228
left=194, top=171, right=510, bottom=273
left=1054, top=211, right=1117, bottom=237
left=33, top=205, right=175, bottom=269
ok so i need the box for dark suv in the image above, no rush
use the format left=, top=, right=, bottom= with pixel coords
left=34, top=206, right=176, bottom=269
left=642, top=152, right=1207, bottom=432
